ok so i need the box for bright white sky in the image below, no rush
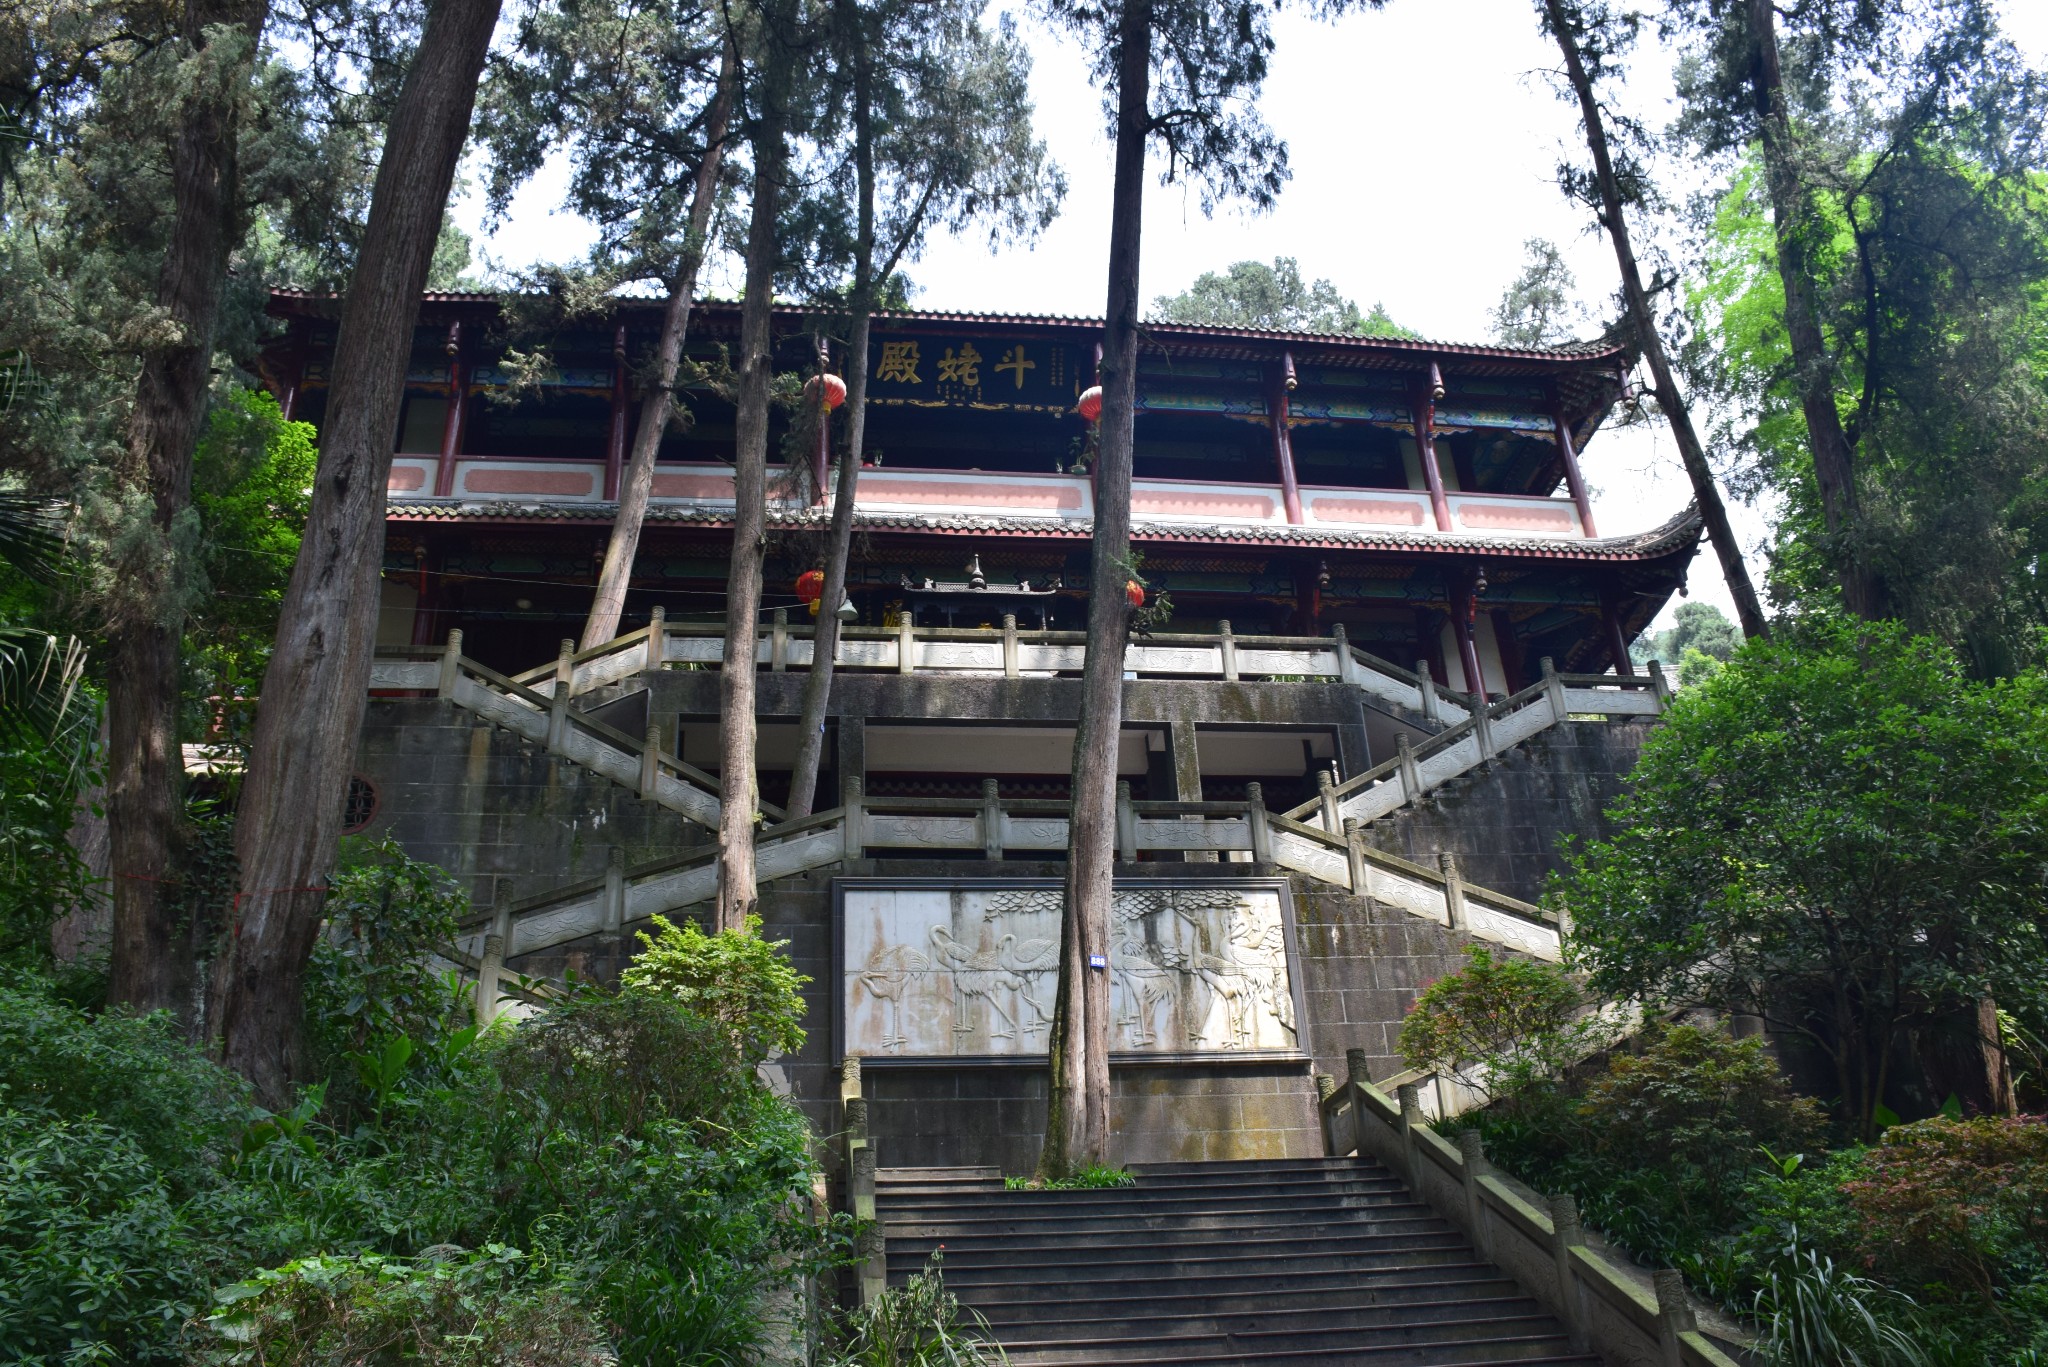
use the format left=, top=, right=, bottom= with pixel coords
left=456, top=0, right=2048, bottom=640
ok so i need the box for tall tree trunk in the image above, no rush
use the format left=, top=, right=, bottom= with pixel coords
left=714, top=26, right=792, bottom=931
left=580, top=43, right=737, bottom=650
left=1745, top=0, right=1884, bottom=619
left=785, top=23, right=875, bottom=821
left=1542, top=0, right=1770, bottom=641
left=216, top=0, right=500, bottom=1106
left=106, top=0, right=270, bottom=1015
left=1041, top=0, right=1148, bottom=1181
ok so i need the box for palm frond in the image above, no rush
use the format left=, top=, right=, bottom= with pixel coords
left=0, top=627, right=89, bottom=743
left=0, top=491, right=66, bottom=583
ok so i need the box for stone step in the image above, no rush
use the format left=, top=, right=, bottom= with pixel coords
left=901, top=1237, right=1477, bottom=1285
left=883, top=1193, right=1427, bottom=1233
left=963, top=1270, right=1527, bottom=1323
left=888, top=1213, right=1449, bottom=1254
left=915, top=1259, right=1505, bottom=1305
left=974, top=1291, right=1546, bottom=1340
left=878, top=1182, right=1412, bottom=1220
left=890, top=1225, right=1463, bottom=1272
left=996, top=1317, right=1583, bottom=1365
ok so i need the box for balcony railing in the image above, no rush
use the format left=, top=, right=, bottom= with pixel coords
left=386, top=455, right=1591, bottom=540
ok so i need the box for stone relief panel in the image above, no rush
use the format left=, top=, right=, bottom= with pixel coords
left=841, top=881, right=1300, bottom=1058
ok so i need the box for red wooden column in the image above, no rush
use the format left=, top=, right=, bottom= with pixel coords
left=1550, top=390, right=1598, bottom=536
left=1451, top=573, right=1487, bottom=699
left=1411, top=362, right=1452, bottom=532
left=604, top=322, right=629, bottom=501
left=431, top=320, right=468, bottom=498
left=408, top=542, right=439, bottom=646
left=273, top=320, right=309, bottom=422
left=1601, top=591, right=1638, bottom=677
left=1267, top=350, right=1303, bottom=524
left=811, top=336, right=832, bottom=505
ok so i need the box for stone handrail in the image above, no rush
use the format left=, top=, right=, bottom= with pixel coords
left=840, top=1057, right=886, bottom=1305
left=369, top=630, right=779, bottom=831
left=454, top=776, right=1564, bottom=970
left=1283, top=656, right=1667, bottom=831
left=1318, top=1056, right=1742, bottom=1367
left=377, top=612, right=1476, bottom=724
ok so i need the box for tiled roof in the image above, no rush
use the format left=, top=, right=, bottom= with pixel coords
left=384, top=500, right=1703, bottom=562
left=269, top=288, right=1625, bottom=366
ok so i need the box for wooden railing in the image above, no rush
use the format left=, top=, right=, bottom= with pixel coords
left=1319, top=1054, right=1743, bottom=1367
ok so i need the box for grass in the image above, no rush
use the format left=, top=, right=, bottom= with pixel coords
left=1004, top=1164, right=1134, bottom=1192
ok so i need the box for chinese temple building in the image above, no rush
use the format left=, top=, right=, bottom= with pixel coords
left=288, top=287, right=1697, bottom=1185
left=266, top=289, right=1700, bottom=695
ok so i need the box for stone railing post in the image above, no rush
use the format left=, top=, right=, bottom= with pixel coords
left=1315, top=1072, right=1338, bottom=1103
left=1245, top=781, right=1272, bottom=863
left=1345, top=1047, right=1370, bottom=1095
left=1415, top=658, right=1440, bottom=722
left=1219, top=620, right=1239, bottom=682
left=1548, top=1193, right=1589, bottom=1351
left=1396, top=734, right=1422, bottom=803
left=896, top=614, right=916, bottom=675
left=1440, top=851, right=1468, bottom=933
left=1541, top=655, right=1566, bottom=721
left=1330, top=624, right=1356, bottom=686
left=1457, top=1128, right=1491, bottom=1256
left=982, top=779, right=1003, bottom=860
left=1396, top=1082, right=1423, bottom=1183
left=1001, top=613, right=1020, bottom=678
left=437, top=628, right=465, bottom=699
left=1115, top=781, right=1138, bottom=862
left=473, top=883, right=511, bottom=1027
left=640, top=722, right=662, bottom=798
left=645, top=603, right=666, bottom=666
left=546, top=638, right=573, bottom=751
left=1317, top=766, right=1341, bottom=835
left=603, top=846, right=625, bottom=934
left=1470, top=693, right=1495, bottom=765
left=1654, top=1269, right=1697, bottom=1367
left=771, top=607, right=788, bottom=672
left=1343, top=818, right=1368, bottom=896
left=1648, top=658, right=1671, bottom=712
left=841, top=775, right=865, bottom=862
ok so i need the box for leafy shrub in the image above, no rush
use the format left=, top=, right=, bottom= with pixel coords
left=196, top=1244, right=607, bottom=1367
left=305, top=836, right=472, bottom=1073
left=1006, top=1164, right=1133, bottom=1191
left=492, top=990, right=852, bottom=1365
left=1578, top=1026, right=1826, bottom=1229
left=0, top=975, right=249, bottom=1192
left=1398, top=944, right=1605, bottom=1098
left=1840, top=1115, right=2048, bottom=1304
left=833, top=1254, right=1007, bottom=1367
left=621, top=912, right=810, bottom=1064
left=0, top=1109, right=207, bottom=1366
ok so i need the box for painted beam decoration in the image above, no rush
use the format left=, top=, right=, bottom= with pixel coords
left=838, top=878, right=1305, bottom=1061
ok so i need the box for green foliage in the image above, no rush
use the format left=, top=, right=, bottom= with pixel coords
left=305, top=836, right=472, bottom=1073
left=1554, top=618, right=2048, bottom=1131
left=1750, top=1241, right=1932, bottom=1367
left=1398, top=944, right=1604, bottom=1099
left=621, top=912, right=810, bottom=1064
left=1634, top=601, right=1739, bottom=672
left=832, top=1254, right=1008, bottom=1366
left=197, top=1245, right=606, bottom=1366
left=1840, top=1115, right=2048, bottom=1306
left=1006, top=1165, right=1133, bottom=1192
left=0, top=682, right=99, bottom=964
left=1577, top=1026, right=1825, bottom=1230
left=1491, top=238, right=1586, bottom=347
left=1152, top=257, right=1414, bottom=337
left=1451, top=1025, right=1821, bottom=1270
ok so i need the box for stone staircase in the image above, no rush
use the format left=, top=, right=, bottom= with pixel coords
left=876, top=1158, right=1603, bottom=1365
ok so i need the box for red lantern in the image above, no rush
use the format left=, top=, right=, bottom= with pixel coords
left=795, top=569, right=826, bottom=604
left=1077, top=386, right=1103, bottom=422
left=805, top=373, right=848, bottom=411
left=1125, top=580, right=1145, bottom=609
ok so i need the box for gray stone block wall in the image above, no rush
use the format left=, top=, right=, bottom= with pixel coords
left=1363, top=718, right=1652, bottom=905
left=354, top=698, right=709, bottom=911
